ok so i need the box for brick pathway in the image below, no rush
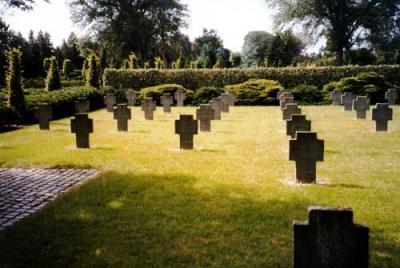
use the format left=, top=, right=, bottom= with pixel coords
left=0, top=168, right=99, bottom=231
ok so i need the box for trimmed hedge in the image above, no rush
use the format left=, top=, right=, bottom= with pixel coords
left=104, top=65, right=400, bottom=90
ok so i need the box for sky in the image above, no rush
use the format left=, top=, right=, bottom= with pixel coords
left=4, top=0, right=275, bottom=53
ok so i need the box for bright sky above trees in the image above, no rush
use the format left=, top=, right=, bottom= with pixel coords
left=4, top=0, right=274, bottom=52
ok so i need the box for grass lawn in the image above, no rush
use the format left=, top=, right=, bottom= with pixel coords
left=0, top=106, right=399, bottom=267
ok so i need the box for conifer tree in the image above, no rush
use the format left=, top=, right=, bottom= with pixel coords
left=46, top=56, right=62, bottom=91
left=6, top=48, right=26, bottom=116
left=86, top=53, right=100, bottom=88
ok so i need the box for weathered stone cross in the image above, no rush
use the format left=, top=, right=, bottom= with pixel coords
left=113, top=104, right=131, bottom=132
left=174, top=89, right=186, bottom=106
left=141, top=98, right=156, bottom=120
left=209, top=97, right=223, bottom=120
left=34, top=103, right=52, bottom=130
left=293, top=206, right=369, bottom=268
left=331, top=90, right=342, bottom=105
left=353, top=96, right=370, bottom=119
left=196, top=104, right=213, bottom=132
left=175, top=115, right=198, bottom=150
left=287, top=114, right=311, bottom=138
left=278, top=90, right=293, bottom=101
left=289, top=132, right=324, bottom=183
left=282, top=103, right=302, bottom=120
left=126, top=90, right=137, bottom=106
left=385, top=88, right=398, bottom=106
left=75, top=97, right=90, bottom=113
left=71, top=113, right=93, bottom=148
left=225, top=91, right=237, bottom=106
left=220, top=93, right=232, bottom=112
left=104, top=93, right=116, bottom=112
left=160, top=93, right=174, bottom=113
left=280, top=96, right=295, bottom=110
left=341, top=92, right=354, bottom=111
left=372, top=103, right=393, bottom=131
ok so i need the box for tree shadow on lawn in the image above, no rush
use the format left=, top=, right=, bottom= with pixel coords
left=0, top=172, right=398, bottom=268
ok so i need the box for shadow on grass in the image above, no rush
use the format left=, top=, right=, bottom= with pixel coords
left=0, top=172, right=398, bottom=267
left=319, top=183, right=366, bottom=189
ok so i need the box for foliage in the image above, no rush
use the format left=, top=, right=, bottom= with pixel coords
left=0, top=0, right=47, bottom=10
left=192, top=86, right=223, bottom=105
left=62, top=59, right=74, bottom=79
left=104, top=65, right=400, bottom=91
left=266, top=31, right=303, bottom=67
left=213, top=58, right=225, bottom=69
left=46, top=57, right=62, bottom=91
left=6, top=48, right=26, bottom=116
left=242, top=31, right=274, bottom=67
left=291, top=84, right=324, bottom=105
left=81, top=59, right=88, bottom=81
left=128, top=52, right=139, bottom=69
left=194, top=29, right=226, bottom=67
left=230, top=53, right=242, bottom=68
left=0, top=103, right=17, bottom=128
left=322, top=72, right=398, bottom=103
left=43, top=57, right=51, bottom=73
left=86, top=53, right=100, bottom=88
left=154, top=57, right=164, bottom=70
left=175, top=55, right=186, bottom=69
left=139, top=84, right=193, bottom=105
left=225, top=79, right=283, bottom=105
left=346, top=48, right=377, bottom=66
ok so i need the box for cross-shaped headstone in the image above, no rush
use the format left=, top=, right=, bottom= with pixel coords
left=385, top=88, right=398, bottom=106
left=278, top=91, right=293, bottom=102
left=160, top=93, right=174, bottom=113
left=283, top=103, right=302, bottom=120
left=372, top=103, right=393, bottom=131
left=71, top=113, right=93, bottom=148
left=126, top=90, right=137, bottom=106
left=353, top=96, right=370, bottom=119
left=220, top=93, right=232, bottom=113
left=141, top=98, right=156, bottom=120
left=293, top=206, right=369, bottom=268
left=34, top=103, right=52, bottom=130
left=225, top=91, right=237, bottom=106
left=280, top=96, right=295, bottom=110
left=209, top=97, right=223, bottom=120
left=104, top=93, right=116, bottom=112
left=331, top=90, right=342, bottom=105
left=287, top=114, right=311, bottom=138
left=289, top=131, right=324, bottom=183
left=196, top=104, right=213, bottom=132
left=175, top=115, right=198, bottom=150
left=341, top=92, right=354, bottom=111
left=75, top=97, right=90, bottom=113
left=174, top=89, right=186, bottom=106
left=113, top=104, right=131, bottom=132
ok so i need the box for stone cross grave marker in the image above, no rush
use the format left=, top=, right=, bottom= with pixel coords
left=353, top=96, right=370, bottom=119
left=280, top=96, right=295, bottom=110
left=331, top=90, right=342, bottom=105
left=126, top=90, right=137, bottom=106
left=160, top=93, right=174, bottom=113
left=372, top=103, right=393, bottom=131
left=75, top=97, right=90, bottom=113
left=293, top=206, right=369, bottom=268
left=287, top=114, right=311, bottom=138
left=113, top=104, right=131, bottom=132
left=283, top=103, right=302, bottom=120
left=385, top=88, right=398, bottom=106
left=141, top=98, right=156, bottom=120
left=104, top=93, right=116, bottom=112
left=341, top=92, right=354, bottom=111
left=225, top=91, right=237, bottom=106
left=210, top=97, right=223, bottom=120
left=175, top=115, right=198, bottom=150
left=289, top=131, right=324, bottom=183
left=278, top=91, right=293, bottom=101
left=34, top=103, right=52, bottom=130
left=220, top=93, right=232, bottom=113
left=196, top=104, right=213, bottom=132
left=174, top=89, right=186, bottom=106
left=71, top=113, right=93, bottom=148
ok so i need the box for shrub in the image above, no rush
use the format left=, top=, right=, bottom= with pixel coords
left=192, top=86, right=224, bottom=105
left=203, top=56, right=213, bottom=68
left=291, top=84, right=324, bottom=105
left=176, top=56, right=186, bottom=69
left=46, top=57, right=62, bottom=91
left=86, top=53, right=100, bottom=88
left=139, top=84, right=193, bottom=105
left=104, top=65, right=400, bottom=91
left=322, top=72, right=398, bottom=104
left=62, top=59, right=74, bottom=79
left=225, top=79, right=283, bottom=105
left=213, top=58, right=225, bottom=69
left=129, top=52, right=139, bottom=69
left=154, top=57, right=164, bottom=69
left=6, top=48, right=26, bottom=116
left=0, top=104, right=18, bottom=129
left=81, top=59, right=88, bottom=81
left=43, top=57, right=51, bottom=74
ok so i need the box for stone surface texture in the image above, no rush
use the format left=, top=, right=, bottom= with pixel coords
left=75, top=98, right=90, bottom=113
left=34, top=103, right=52, bottom=130
left=126, top=90, right=137, bottom=106
left=160, top=93, right=174, bottom=113
left=353, top=96, right=370, bottom=119
left=210, top=98, right=223, bottom=120
left=196, top=104, right=213, bottom=132
left=141, top=98, right=156, bottom=120
left=175, top=115, right=198, bottom=150
left=342, top=92, right=354, bottom=111
left=71, top=113, right=93, bottom=148
left=174, top=90, right=186, bottom=106
left=372, top=103, right=393, bottom=131
left=331, top=90, right=342, bottom=105
left=287, top=115, right=311, bottom=138
left=113, top=104, right=131, bottom=131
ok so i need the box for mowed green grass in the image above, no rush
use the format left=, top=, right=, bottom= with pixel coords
left=0, top=106, right=399, bottom=267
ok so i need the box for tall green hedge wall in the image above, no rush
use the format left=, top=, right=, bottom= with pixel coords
left=104, top=65, right=400, bottom=90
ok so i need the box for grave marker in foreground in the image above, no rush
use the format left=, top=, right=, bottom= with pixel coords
left=71, top=113, right=93, bottom=148
left=293, top=206, right=369, bottom=268
left=372, top=103, right=393, bottom=131
left=34, top=103, right=52, bottom=130
left=289, top=132, right=324, bottom=183
left=113, top=104, right=131, bottom=132
left=175, top=115, right=198, bottom=150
